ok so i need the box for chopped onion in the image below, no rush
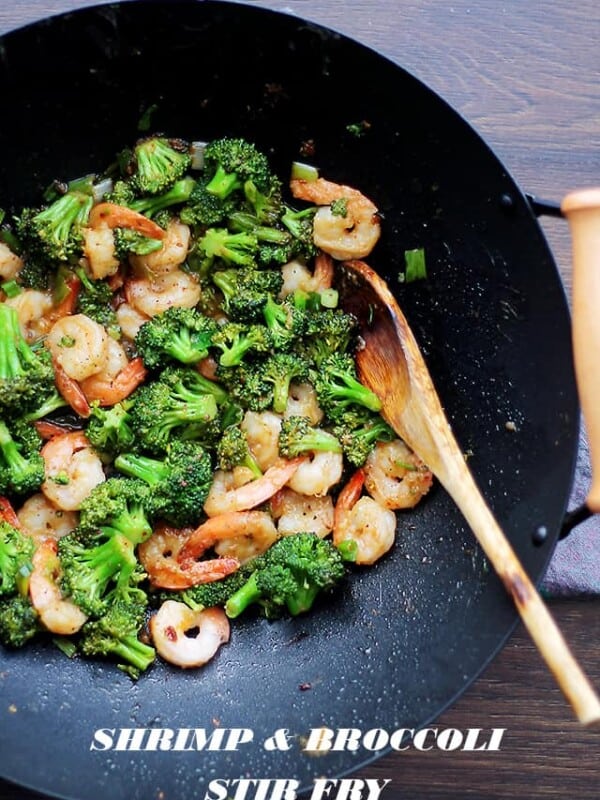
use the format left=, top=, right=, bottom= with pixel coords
left=291, top=161, right=319, bottom=182
left=190, top=141, right=208, bottom=171
left=92, top=177, right=113, bottom=203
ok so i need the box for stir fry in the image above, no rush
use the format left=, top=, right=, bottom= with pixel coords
left=0, top=136, right=432, bottom=676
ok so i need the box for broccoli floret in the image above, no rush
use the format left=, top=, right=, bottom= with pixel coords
left=278, top=416, right=342, bottom=459
left=129, top=371, right=219, bottom=453
left=203, top=138, right=277, bottom=200
left=113, top=227, right=164, bottom=259
left=128, top=177, right=195, bottom=218
left=0, top=520, right=35, bottom=598
left=281, top=205, right=318, bottom=260
left=332, top=410, right=396, bottom=467
left=301, top=308, right=357, bottom=365
left=86, top=400, right=135, bottom=457
left=212, top=268, right=283, bottom=322
left=135, top=307, right=218, bottom=369
left=225, top=533, right=346, bottom=619
left=17, top=253, right=51, bottom=291
left=0, top=595, right=39, bottom=647
left=0, top=304, right=55, bottom=414
left=262, top=295, right=307, bottom=352
left=215, top=363, right=273, bottom=412
left=259, top=354, right=309, bottom=414
left=80, top=597, right=155, bottom=677
left=0, top=419, right=45, bottom=497
left=77, top=477, right=152, bottom=545
left=311, top=353, right=382, bottom=419
left=58, top=526, right=142, bottom=618
left=130, top=136, right=192, bottom=195
left=211, top=322, right=271, bottom=367
left=242, top=178, right=283, bottom=226
left=226, top=211, right=294, bottom=267
left=105, top=179, right=136, bottom=207
left=21, top=388, right=68, bottom=422
left=114, top=440, right=213, bottom=528
left=74, top=268, right=120, bottom=338
left=197, top=227, right=257, bottom=271
left=216, top=425, right=262, bottom=478
left=179, top=180, right=238, bottom=228
left=15, top=189, right=93, bottom=263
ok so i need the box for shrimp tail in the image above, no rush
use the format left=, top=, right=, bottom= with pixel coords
left=53, top=359, right=92, bottom=418
left=89, top=203, right=166, bottom=240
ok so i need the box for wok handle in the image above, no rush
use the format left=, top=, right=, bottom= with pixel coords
left=562, top=189, right=600, bottom=513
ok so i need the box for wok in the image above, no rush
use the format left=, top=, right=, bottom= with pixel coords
left=0, top=2, right=582, bottom=798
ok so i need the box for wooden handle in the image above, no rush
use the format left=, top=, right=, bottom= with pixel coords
left=446, top=458, right=600, bottom=726
left=562, top=188, right=600, bottom=512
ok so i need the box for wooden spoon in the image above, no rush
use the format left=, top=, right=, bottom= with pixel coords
left=337, top=257, right=600, bottom=725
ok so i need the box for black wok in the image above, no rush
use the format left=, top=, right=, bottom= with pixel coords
left=0, top=2, right=580, bottom=798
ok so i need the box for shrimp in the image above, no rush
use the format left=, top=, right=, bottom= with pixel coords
left=0, top=240, right=24, bottom=281
left=279, top=252, right=334, bottom=298
left=29, top=539, right=87, bottom=635
left=270, top=488, right=334, bottom=539
left=241, top=410, right=282, bottom=471
left=287, top=451, right=344, bottom=497
left=17, top=493, right=78, bottom=544
left=203, top=457, right=305, bottom=517
left=333, top=468, right=397, bottom=565
left=83, top=202, right=165, bottom=279
left=5, top=289, right=53, bottom=341
left=284, top=382, right=324, bottom=425
left=290, top=177, right=381, bottom=260
left=179, top=510, right=278, bottom=564
left=115, top=302, right=150, bottom=341
left=41, top=431, right=106, bottom=511
left=364, top=439, right=433, bottom=510
left=129, top=219, right=191, bottom=275
left=80, top=338, right=147, bottom=406
left=150, top=600, right=230, bottom=669
left=82, top=224, right=120, bottom=280
left=46, top=313, right=109, bottom=381
left=138, top=524, right=240, bottom=590
left=53, top=360, right=92, bottom=419
left=125, top=269, right=201, bottom=317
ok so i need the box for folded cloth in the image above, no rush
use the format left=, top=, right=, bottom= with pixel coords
left=542, top=423, right=600, bottom=596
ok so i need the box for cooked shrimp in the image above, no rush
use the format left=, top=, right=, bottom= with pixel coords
left=46, top=313, right=109, bottom=381
left=125, top=269, right=201, bottom=317
left=0, top=496, right=22, bottom=528
left=138, top=524, right=240, bottom=590
left=179, top=510, right=278, bottom=564
left=0, top=241, right=23, bottom=281
left=333, top=468, right=396, bottom=565
left=241, top=410, right=282, bottom=471
left=290, top=177, right=381, bottom=260
left=287, top=451, right=344, bottom=497
left=364, top=439, right=433, bottom=510
left=284, top=382, right=324, bottom=425
left=80, top=338, right=147, bottom=406
left=29, top=539, right=87, bottom=635
left=5, top=289, right=53, bottom=341
left=82, top=224, right=120, bottom=280
left=270, top=488, right=334, bottom=538
left=203, top=457, right=305, bottom=517
left=17, top=493, right=78, bottom=544
left=150, top=601, right=230, bottom=669
left=115, top=302, right=150, bottom=341
left=129, top=219, right=191, bottom=275
left=88, top=202, right=166, bottom=239
left=52, top=360, right=92, bottom=418
left=279, top=253, right=333, bottom=298
left=41, top=431, right=106, bottom=511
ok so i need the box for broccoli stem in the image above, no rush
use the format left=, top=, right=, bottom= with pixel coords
left=0, top=421, right=32, bottom=486
left=225, top=572, right=263, bottom=618
left=110, top=636, right=156, bottom=673
left=286, top=584, right=320, bottom=616
left=206, top=165, right=242, bottom=200
left=22, top=390, right=68, bottom=422
left=113, top=453, right=166, bottom=487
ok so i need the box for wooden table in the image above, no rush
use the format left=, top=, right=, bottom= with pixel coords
left=0, top=1, right=598, bottom=798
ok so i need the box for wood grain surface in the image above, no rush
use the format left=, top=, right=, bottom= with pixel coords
left=0, top=2, right=599, bottom=799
